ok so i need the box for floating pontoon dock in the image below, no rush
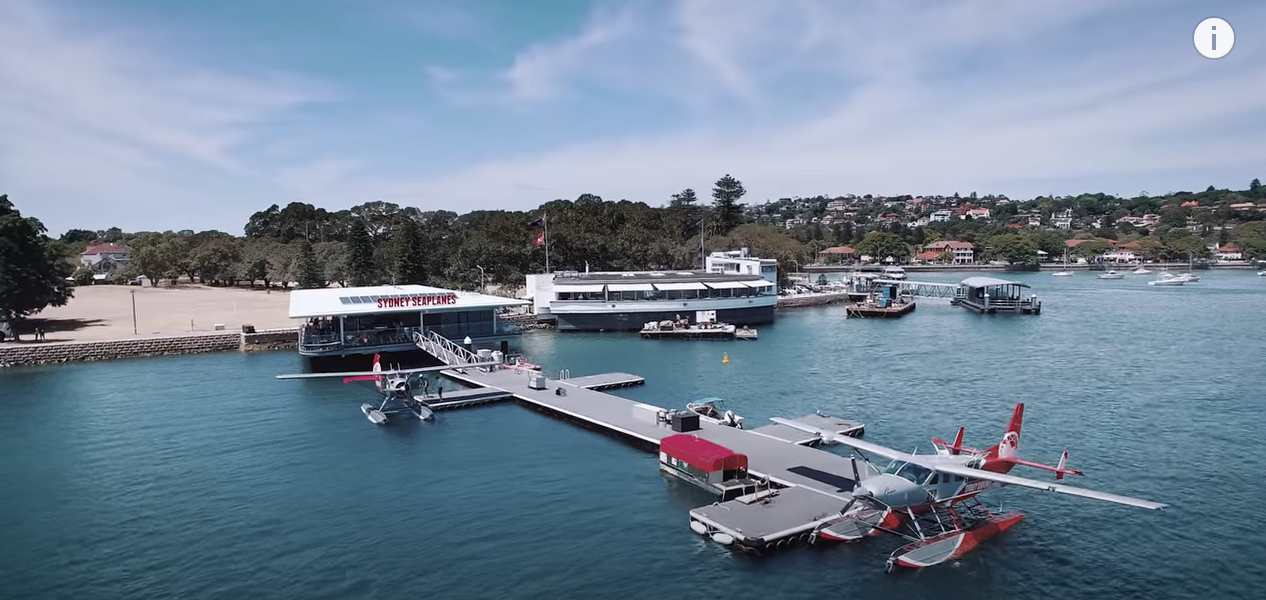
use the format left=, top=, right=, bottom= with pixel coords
left=404, top=331, right=864, bottom=554
left=434, top=363, right=864, bottom=553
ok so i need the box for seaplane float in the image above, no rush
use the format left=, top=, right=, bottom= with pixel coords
left=767, top=403, right=1165, bottom=573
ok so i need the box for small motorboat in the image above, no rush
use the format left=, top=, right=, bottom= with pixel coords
left=686, top=398, right=744, bottom=428
left=361, top=403, right=388, bottom=425
left=1148, top=272, right=1185, bottom=286
left=1096, top=270, right=1124, bottom=279
left=1259, top=271, right=1265, bottom=276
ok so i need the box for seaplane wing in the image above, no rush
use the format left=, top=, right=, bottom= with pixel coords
left=768, top=417, right=908, bottom=462
left=275, top=362, right=498, bottom=380
left=912, top=459, right=1167, bottom=510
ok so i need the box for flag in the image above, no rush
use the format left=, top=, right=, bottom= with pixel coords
left=528, top=214, right=547, bottom=228
left=534, top=233, right=545, bottom=247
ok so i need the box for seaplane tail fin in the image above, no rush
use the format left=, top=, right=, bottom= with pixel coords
left=932, top=426, right=968, bottom=456
left=995, top=403, right=1023, bottom=460
left=372, top=354, right=384, bottom=392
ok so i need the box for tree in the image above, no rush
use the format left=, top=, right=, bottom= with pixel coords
left=853, top=231, right=909, bottom=263
left=244, top=258, right=269, bottom=288
left=1071, top=239, right=1112, bottom=260
left=1251, top=178, right=1263, bottom=200
left=988, top=234, right=1038, bottom=265
left=346, top=219, right=375, bottom=286
left=711, top=174, right=746, bottom=235
left=60, top=229, right=97, bottom=245
left=0, top=196, right=75, bottom=331
left=390, top=222, right=427, bottom=284
left=295, top=240, right=324, bottom=289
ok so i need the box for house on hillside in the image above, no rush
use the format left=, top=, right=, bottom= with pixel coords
left=1215, top=245, right=1243, bottom=261
left=922, top=240, right=974, bottom=264
left=913, top=250, right=948, bottom=264
left=930, top=210, right=952, bottom=222
left=81, top=243, right=132, bottom=282
left=963, top=207, right=991, bottom=220
left=1052, top=209, right=1073, bottom=229
left=816, top=246, right=855, bottom=265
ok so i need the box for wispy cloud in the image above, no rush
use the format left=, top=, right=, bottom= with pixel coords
left=4, top=0, right=1265, bottom=235
left=396, top=0, right=1266, bottom=205
left=0, top=0, right=324, bottom=230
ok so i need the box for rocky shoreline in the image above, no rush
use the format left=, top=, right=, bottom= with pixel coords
left=0, top=328, right=299, bottom=368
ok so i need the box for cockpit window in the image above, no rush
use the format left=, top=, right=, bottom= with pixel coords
left=882, top=461, right=933, bottom=485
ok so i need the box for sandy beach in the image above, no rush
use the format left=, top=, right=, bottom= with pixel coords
left=24, top=285, right=294, bottom=342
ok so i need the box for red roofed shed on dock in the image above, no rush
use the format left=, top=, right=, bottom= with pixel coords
left=660, top=434, right=747, bottom=472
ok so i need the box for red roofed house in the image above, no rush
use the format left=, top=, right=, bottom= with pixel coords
left=922, top=240, right=974, bottom=264
left=80, top=243, right=132, bottom=282
left=1216, top=245, right=1243, bottom=261
left=914, top=250, right=947, bottom=264
left=815, top=246, right=855, bottom=264
left=1181, top=200, right=1199, bottom=208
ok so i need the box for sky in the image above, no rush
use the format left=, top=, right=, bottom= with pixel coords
left=2, top=0, right=1265, bottom=236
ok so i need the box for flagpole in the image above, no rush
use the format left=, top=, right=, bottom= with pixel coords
left=544, top=213, right=550, bottom=274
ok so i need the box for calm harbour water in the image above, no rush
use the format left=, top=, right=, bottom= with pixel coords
left=2, top=271, right=1265, bottom=599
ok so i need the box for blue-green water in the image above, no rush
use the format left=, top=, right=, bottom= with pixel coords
left=2, top=271, right=1265, bottom=599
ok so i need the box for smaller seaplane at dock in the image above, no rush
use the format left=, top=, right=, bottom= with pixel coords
left=770, top=403, right=1165, bottom=573
left=277, top=354, right=456, bottom=425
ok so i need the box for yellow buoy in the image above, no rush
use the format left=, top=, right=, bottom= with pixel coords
left=722, top=352, right=729, bottom=364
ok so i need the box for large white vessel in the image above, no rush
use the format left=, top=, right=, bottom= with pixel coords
left=531, top=271, right=777, bottom=331
left=525, top=249, right=779, bottom=332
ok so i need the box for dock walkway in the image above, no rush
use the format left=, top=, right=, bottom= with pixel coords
left=440, top=366, right=862, bottom=500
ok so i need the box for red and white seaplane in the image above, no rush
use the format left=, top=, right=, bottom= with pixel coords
left=277, top=352, right=539, bottom=425
left=771, top=403, right=1165, bottom=573
left=276, top=354, right=446, bottom=425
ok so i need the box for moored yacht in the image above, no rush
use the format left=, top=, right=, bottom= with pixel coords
left=1096, top=270, right=1124, bottom=279
left=881, top=266, right=907, bottom=280
left=1148, top=272, right=1185, bottom=286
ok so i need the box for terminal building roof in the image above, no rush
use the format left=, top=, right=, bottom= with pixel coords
left=288, top=284, right=528, bottom=319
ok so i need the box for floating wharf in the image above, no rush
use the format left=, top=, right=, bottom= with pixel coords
left=438, top=364, right=863, bottom=552
left=845, top=300, right=916, bottom=318
left=639, top=325, right=757, bottom=340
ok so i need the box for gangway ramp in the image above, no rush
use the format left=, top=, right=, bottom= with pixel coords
left=872, top=279, right=961, bottom=299
left=412, top=329, right=482, bottom=366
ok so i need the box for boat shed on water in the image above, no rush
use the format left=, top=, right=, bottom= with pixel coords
left=288, top=284, right=529, bottom=357
left=952, top=277, right=1041, bottom=315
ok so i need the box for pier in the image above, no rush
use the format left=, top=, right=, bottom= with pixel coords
left=424, top=352, right=864, bottom=552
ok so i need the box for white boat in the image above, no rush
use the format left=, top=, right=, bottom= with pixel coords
left=1259, top=271, right=1265, bottom=276
left=1148, top=272, right=1185, bottom=287
left=686, top=398, right=744, bottom=428
left=1132, top=265, right=1151, bottom=275
left=1052, top=247, right=1074, bottom=276
left=1096, top=270, right=1124, bottom=279
left=881, top=266, right=907, bottom=280
left=1172, top=253, right=1200, bottom=282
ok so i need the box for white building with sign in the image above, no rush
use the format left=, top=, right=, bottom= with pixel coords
left=288, top=284, right=529, bottom=357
